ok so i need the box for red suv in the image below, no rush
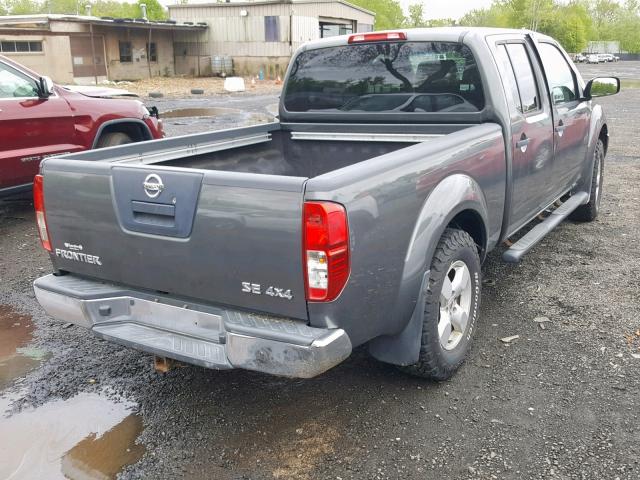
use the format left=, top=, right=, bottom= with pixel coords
left=0, top=55, right=163, bottom=197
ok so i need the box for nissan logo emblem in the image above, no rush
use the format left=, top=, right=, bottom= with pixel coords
left=143, top=173, right=164, bottom=199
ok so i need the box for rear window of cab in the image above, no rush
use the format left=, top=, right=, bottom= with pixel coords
left=283, top=41, right=484, bottom=114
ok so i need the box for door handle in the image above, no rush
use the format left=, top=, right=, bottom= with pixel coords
left=555, top=120, right=565, bottom=137
left=516, top=134, right=530, bottom=153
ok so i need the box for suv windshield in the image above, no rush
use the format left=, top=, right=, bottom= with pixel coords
left=283, top=41, right=484, bottom=114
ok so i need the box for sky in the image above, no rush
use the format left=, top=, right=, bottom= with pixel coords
left=397, top=0, right=496, bottom=20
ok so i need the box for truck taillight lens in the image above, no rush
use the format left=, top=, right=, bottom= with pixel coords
left=303, top=201, right=349, bottom=302
left=33, top=174, right=51, bottom=252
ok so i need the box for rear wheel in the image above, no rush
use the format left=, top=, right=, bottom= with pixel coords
left=571, top=139, right=604, bottom=222
left=96, top=132, right=132, bottom=148
left=400, top=228, right=481, bottom=380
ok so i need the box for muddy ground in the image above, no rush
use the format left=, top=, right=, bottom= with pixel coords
left=1, top=64, right=639, bottom=480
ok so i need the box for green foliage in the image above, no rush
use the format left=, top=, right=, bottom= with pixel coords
left=406, top=3, right=426, bottom=28
left=590, top=78, right=618, bottom=96
left=460, top=0, right=640, bottom=53
left=138, top=0, right=165, bottom=21
left=348, top=0, right=405, bottom=30
left=5, top=0, right=40, bottom=14
left=3, top=0, right=167, bottom=19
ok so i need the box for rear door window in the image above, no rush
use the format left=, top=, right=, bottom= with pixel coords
left=494, top=44, right=522, bottom=113
left=505, top=43, right=540, bottom=114
left=283, top=42, right=485, bottom=114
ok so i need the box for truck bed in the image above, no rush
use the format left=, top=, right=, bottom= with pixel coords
left=59, top=122, right=474, bottom=178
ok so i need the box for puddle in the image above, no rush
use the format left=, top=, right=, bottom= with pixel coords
left=0, top=391, right=144, bottom=480
left=0, top=305, right=48, bottom=390
left=162, top=107, right=241, bottom=118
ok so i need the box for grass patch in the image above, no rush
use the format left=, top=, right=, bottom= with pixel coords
left=621, top=79, right=640, bottom=89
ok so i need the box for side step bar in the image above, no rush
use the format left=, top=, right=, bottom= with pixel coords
left=503, top=192, right=589, bottom=263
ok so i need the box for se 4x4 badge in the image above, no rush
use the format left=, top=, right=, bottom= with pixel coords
left=242, top=282, right=293, bottom=300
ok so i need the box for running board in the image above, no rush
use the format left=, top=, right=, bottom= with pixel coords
left=502, top=192, right=589, bottom=263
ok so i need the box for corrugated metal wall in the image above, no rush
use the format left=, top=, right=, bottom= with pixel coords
left=169, top=1, right=374, bottom=57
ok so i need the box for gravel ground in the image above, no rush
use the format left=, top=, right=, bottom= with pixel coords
left=118, top=76, right=282, bottom=98
left=0, top=66, right=639, bottom=480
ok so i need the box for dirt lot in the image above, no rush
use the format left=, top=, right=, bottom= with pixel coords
left=117, top=76, right=283, bottom=98
left=1, top=64, right=639, bottom=480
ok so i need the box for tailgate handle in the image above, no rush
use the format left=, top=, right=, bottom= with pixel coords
left=131, top=201, right=176, bottom=226
left=131, top=200, right=176, bottom=217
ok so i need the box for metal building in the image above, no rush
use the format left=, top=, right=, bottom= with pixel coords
left=168, top=0, right=375, bottom=76
left=0, top=14, right=208, bottom=84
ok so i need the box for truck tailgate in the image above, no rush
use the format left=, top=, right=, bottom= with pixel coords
left=41, top=158, right=309, bottom=320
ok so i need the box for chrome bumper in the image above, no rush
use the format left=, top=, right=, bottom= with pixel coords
left=34, top=274, right=351, bottom=378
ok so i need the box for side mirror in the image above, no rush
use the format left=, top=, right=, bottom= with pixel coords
left=584, top=77, right=620, bottom=99
left=38, top=76, right=54, bottom=98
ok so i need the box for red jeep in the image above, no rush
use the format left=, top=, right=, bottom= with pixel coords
left=0, top=55, right=163, bottom=197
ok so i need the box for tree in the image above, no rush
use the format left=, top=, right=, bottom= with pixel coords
left=6, top=0, right=40, bottom=14
left=3, top=0, right=166, bottom=18
left=348, top=0, right=406, bottom=30
left=136, top=0, right=166, bottom=21
left=460, top=5, right=510, bottom=27
left=542, top=2, right=592, bottom=52
left=407, top=3, right=426, bottom=27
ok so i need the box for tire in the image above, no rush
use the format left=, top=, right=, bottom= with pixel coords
left=399, top=228, right=481, bottom=381
left=571, top=139, right=604, bottom=222
left=96, top=132, right=133, bottom=148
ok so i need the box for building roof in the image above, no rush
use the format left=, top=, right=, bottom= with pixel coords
left=0, top=14, right=208, bottom=31
left=168, top=0, right=375, bottom=17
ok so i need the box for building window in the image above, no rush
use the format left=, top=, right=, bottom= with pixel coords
left=265, top=16, right=280, bottom=42
left=146, top=42, right=157, bottom=62
left=0, top=40, right=43, bottom=53
left=119, top=41, right=132, bottom=63
left=319, top=23, right=353, bottom=38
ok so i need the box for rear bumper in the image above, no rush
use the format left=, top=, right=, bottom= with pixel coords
left=33, top=274, right=351, bottom=378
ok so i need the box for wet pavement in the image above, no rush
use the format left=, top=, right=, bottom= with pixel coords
left=152, top=95, right=278, bottom=137
left=0, top=390, right=142, bottom=479
left=0, top=222, right=145, bottom=480
left=0, top=305, right=46, bottom=390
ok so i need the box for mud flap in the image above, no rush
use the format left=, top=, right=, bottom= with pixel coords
left=367, top=270, right=429, bottom=366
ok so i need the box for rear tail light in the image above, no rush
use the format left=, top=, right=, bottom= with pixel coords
left=348, top=32, right=407, bottom=44
left=33, top=174, right=51, bottom=252
left=303, top=201, right=350, bottom=302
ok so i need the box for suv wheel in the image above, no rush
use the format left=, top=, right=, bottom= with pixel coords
left=96, top=132, right=133, bottom=148
left=400, top=228, right=481, bottom=380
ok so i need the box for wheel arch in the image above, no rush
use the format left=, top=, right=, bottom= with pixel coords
left=368, top=173, right=489, bottom=366
left=92, top=119, right=153, bottom=149
left=574, top=103, right=608, bottom=198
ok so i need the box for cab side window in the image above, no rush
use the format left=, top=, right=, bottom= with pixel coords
left=494, top=44, right=523, bottom=113
left=538, top=43, right=577, bottom=104
left=0, top=62, right=39, bottom=99
left=505, top=43, right=540, bottom=114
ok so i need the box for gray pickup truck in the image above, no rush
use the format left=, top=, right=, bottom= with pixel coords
left=33, top=28, right=619, bottom=380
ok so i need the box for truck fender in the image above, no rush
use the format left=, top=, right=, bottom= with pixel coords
left=91, top=119, right=153, bottom=149
left=368, top=173, right=489, bottom=366
left=576, top=104, right=607, bottom=196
